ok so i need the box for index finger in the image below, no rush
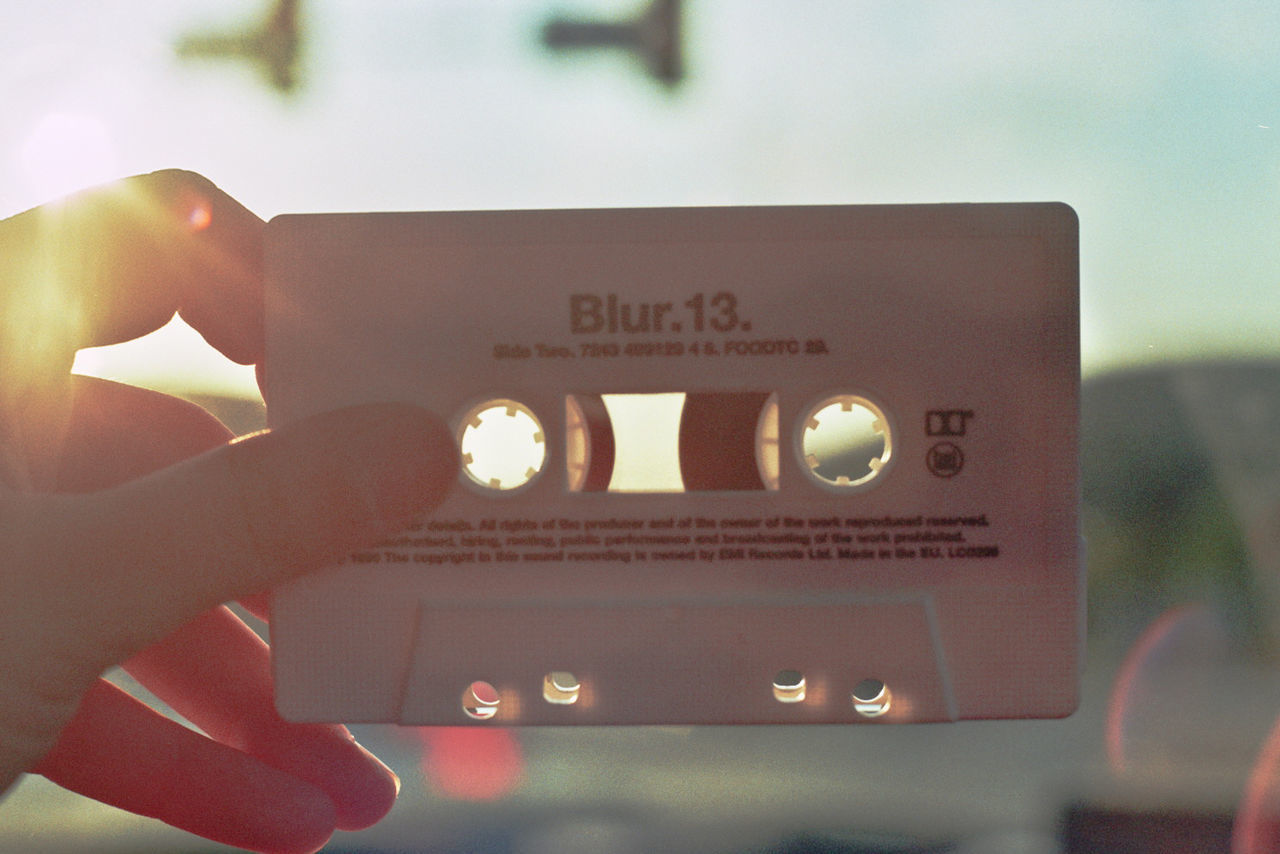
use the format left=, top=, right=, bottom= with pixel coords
left=0, top=170, right=264, bottom=373
left=31, top=402, right=458, bottom=666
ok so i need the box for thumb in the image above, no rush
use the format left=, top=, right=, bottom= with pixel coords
left=41, top=403, right=457, bottom=667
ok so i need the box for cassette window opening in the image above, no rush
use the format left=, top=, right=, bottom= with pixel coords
left=566, top=391, right=785, bottom=493
left=562, top=391, right=892, bottom=494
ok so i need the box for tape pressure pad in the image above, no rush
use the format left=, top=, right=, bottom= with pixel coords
left=265, top=203, right=1080, bottom=726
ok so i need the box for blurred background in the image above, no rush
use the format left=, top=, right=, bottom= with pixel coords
left=4, top=1, right=1280, bottom=851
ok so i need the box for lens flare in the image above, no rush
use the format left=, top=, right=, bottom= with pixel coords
left=1105, top=603, right=1231, bottom=776
left=1235, top=712, right=1280, bottom=854
left=413, top=727, right=525, bottom=802
left=186, top=198, right=213, bottom=232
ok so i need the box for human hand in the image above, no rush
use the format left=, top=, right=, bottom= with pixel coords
left=0, top=171, right=457, bottom=853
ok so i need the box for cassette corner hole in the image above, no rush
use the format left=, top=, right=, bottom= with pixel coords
left=797, top=395, right=893, bottom=490
left=461, top=680, right=501, bottom=721
left=542, top=670, right=582, bottom=705
left=457, top=399, right=548, bottom=491
left=772, top=669, right=807, bottom=704
left=852, top=678, right=892, bottom=718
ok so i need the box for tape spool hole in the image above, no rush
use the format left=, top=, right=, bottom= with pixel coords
left=457, top=399, right=547, bottom=491
left=772, top=669, right=807, bottom=703
left=852, top=678, right=891, bottom=718
left=462, top=680, right=501, bottom=720
left=543, top=671, right=581, bottom=705
left=799, top=395, right=892, bottom=489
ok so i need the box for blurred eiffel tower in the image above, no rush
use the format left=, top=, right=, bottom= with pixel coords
left=175, top=0, right=684, bottom=96
left=542, top=0, right=684, bottom=88
left=176, top=0, right=302, bottom=95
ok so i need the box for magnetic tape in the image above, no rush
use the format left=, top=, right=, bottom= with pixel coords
left=265, top=203, right=1080, bottom=725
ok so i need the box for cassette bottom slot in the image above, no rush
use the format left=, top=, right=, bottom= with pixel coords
left=398, top=597, right=955, bottom=725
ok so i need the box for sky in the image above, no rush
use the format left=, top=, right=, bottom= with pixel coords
left=2, top=0, right=1278, bottom=395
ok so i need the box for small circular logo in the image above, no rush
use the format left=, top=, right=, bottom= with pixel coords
left=926, top=442, right=964, bottom=478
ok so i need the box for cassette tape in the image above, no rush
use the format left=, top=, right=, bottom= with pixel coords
left=265, top=203, right=1080, bottom=725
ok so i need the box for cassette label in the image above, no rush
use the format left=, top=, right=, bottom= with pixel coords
left=265, top=203, right=1080, bottom=725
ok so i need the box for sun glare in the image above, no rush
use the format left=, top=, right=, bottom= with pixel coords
left=18, top=112, right=120, bottom=204
left=71, top=316, right=259, bottom=399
